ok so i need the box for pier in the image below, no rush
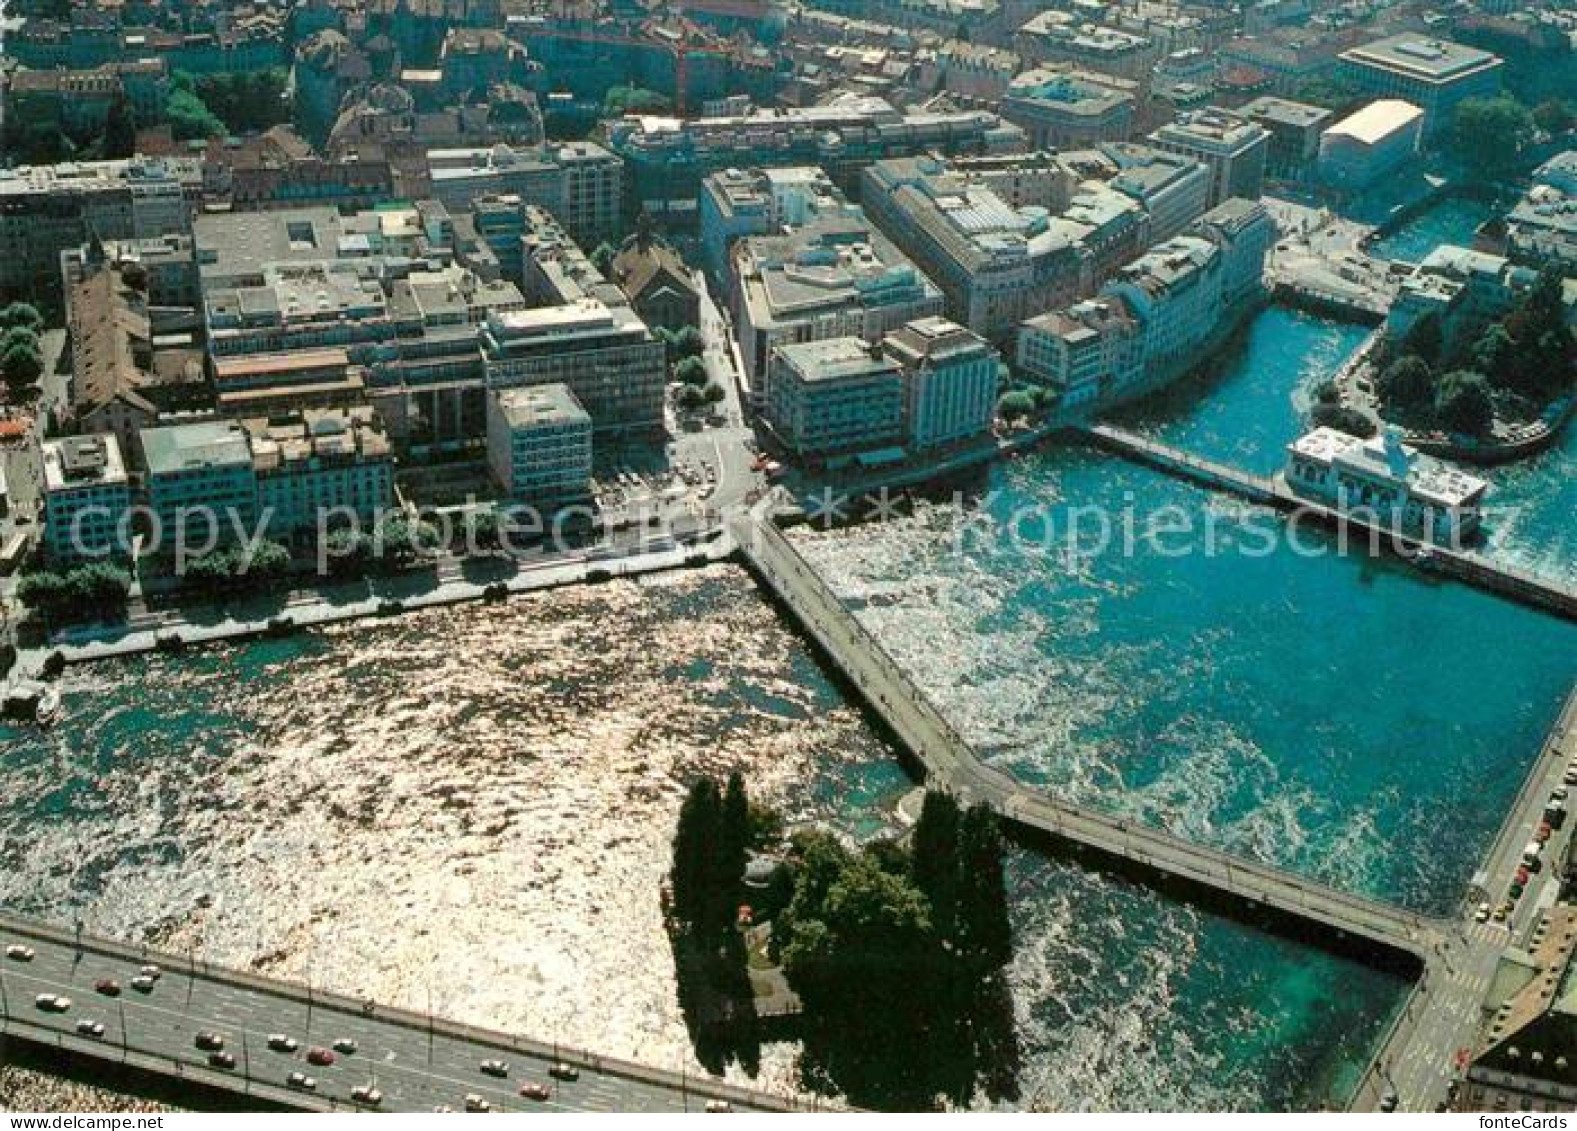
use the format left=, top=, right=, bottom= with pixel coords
left=1076, top=424, right=1577, bottom=624
left=0, top=914, right=790, bottom=1113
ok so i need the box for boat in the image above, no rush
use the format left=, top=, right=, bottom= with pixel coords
left=34, top=685, right=60, bottom=726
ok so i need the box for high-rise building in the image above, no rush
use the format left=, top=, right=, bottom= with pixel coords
left=485, top=384, right=593, bottom=508
left=881, top=317, right=999, bottom=452
left=1149, top=110, right=1271, bottom=208
left=41, top=434, right=133, bottom=565
left=764, top=337, right=905, bottom=462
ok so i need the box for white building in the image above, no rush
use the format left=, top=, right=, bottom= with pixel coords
left=765, top=337, right=905, bottom=462
left=881, top=317, right=999, bottom=452
left=1284, top=426, right=1488, bottom=542
left=1149, top=110, right=1271, bottom=209
left=485, top=384, right=592, bottom=508
left=141, top=420, right=259, bottom=553
left=41, top=433, right=133, bottom=565
left=248, top=408, right=395, bottom=542
left=1318, top=100, right=1424, bottom=189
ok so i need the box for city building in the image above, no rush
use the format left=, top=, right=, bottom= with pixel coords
left=609, top=223, right=699, bottom=332
left=1506, top=153, right=1577, bottom=272
left=248, top=407, right=395, bottom=541
left=425, top=142, right=623, bottom=246
left=485, top=384, right=593, bottom=508
left=699, top=165, right=851, bottom=287
left=141, top=419, right=259, bottom=552
left=1002, top=69, right=1136, bottom=151
left=881, top=317, right=998, bottom=452
left=1015, top=12, right=1157, bottom=81
left=1387, top=245, right=1576, bottom=356
left=1319, top=100, right=1425, bottom=189
left=0, top=156, right=202, bottom=303
left=1148, top=110, right=1270, bottom=209
left=730, top=209, right=944, bottom=393
left=1239, top=96, right=1333, bottom=179
left=1284, top=426, right=1488, bottom=541
left=41, top=434, right=133, bottom=565
left=764, top=337, right=905, bottom=462
left=1337, top=34, right=1504, bottom=139
left=1097, top=143, right=1213, bottom=242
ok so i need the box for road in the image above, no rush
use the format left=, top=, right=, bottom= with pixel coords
left=0, top=915, right=786, bottom=1113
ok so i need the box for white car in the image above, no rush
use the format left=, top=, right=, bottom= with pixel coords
left=268, top=1033, right=300, bottom=1053
left=129, top=974, right=157, bottom=993
left=5, top=944, right=35, bottom=962
left=286, top=1072, right=317, bottom=1092
left=34, top=993, right=71, bottom=1012
left=76, top=1019, right=106, bottom=1039
left=1475, top=902, right=1491, bottom=922
left=464, top=1094, right=491, bottom=1113
left=351, top=1085, right=382, bottom=1107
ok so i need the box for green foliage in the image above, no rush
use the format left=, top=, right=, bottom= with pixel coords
left=1436, top=369, right=1495, bottom=437
left=997, top=389, right=1035, bottom=421
left=1, top=304, right=44, bottom=333
left=182, top=540, right=291, bottom=589
left=1533, top=98, right=1577, bottom=135
left=18, top=562, right=131, bottom=625
left=676, top=383, right=707, bottom=411
left=588, top=242, right=617, bottom=277
left=1293, top=75, right=1363, bottom=110
left=673, top=355, right=708, bottom=386
left=2, top=341, right=43, bottom=389
left=603, top=85, right=672, bottom=116
left=189, top=69, right=291, bottom=135
left=102, top=96, right=137, bottom=159
left=166, top=88, right=226, bottom=141
left=1377, top=355, right=1435, bottom=416
left=1493, top=268, right=1577, bottom=402
left=702, top=382, right=726, bottom=404
left=670, top=773, right=757, bottom=936
left=1453, top=96, right=1535, bottom=175
left=1397, top=311, right=1444, bottom=368
left=669, top=324, right=704, bottom=359
left=1314, top=380, right=1340, bottom=406
left=1311, top=403, right=1377, bottom=439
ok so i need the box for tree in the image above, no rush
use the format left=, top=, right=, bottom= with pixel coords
left=673, top=355, right=708, bottom=386
left=997, top=390, right=1035, bottom=421
left=2, top=341, right=43, bottom=390
left=1453, top=96, right=1534, bottom=176
left=603, top=85, right=672, bottom=116
left=1533, top=99, right=1577, bottom=136
left=670, top=777, right=722, bottom=929
left=1499, top=268, right=1577, bottom=402
left=1376, top=355, right=1435, bottom=417
left=1313, top=380, right=1341, bottom=406
left=588, top=242, right=616, bottom=277
left=1436, top=369, right=1495, bottom=437
left=676, top=383, right=707, bottom=411
left=669, top=325, right=704, bottom=359
left=719, top=773, right=751, bottom=901
left=165, top=88, right=226, bottom=140
left=1, top=304, right=43, bottom=333
left=243, top=539, right=291, bottom=581
left=1396, top=312, right=1443, bottom=367
left=102, top=95, right=137, bottom=159
left=702, top=382, right=726, bottom=404
left=1311, top=403, right=1377, bottom=439
left=2, top=326, right=39, bottom=357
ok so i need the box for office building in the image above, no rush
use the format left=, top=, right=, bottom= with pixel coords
left=1015, top=12, right=1157, bottom=80
left=1319, top=100, right=1425, bottom=189
left=141, top=420, right=260, bottom=551
left=1002, top=69, right=1136, bottom=151
left=1338, top=35, right=1503, bottom=139
left=764, top=337, right=904, bottom=462
left=881, top=317, right=998, bottom=452
left=1098, top=143, right=1213, bottom=242
left=41, top=434, right=133, bottom=564
left=1239, top=96, right=1333, bottom=178
left=248, top=407, right=395, bottom=541
left=485, top=384, right=593, bottom=508
left=425, top=142, right=623, bottom=246
left=1149, top=110, right=1270, bottom=209
left=698, top=166, right=849, bottom=287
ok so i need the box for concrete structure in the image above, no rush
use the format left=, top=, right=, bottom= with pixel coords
left=1239, top=96, right=1333, bottom=179
left=730, top=210, right=943, bottom=390
left=1015, top=11, right=1157, bottom=80
left=425, top=142, right=623, bottom=246
left=485, top=384, right=592, bottom=508
left=764, top=337, right=904, bottom=462
left=1507, top=154, right=1577, bottom=272
left=0, top=156, right=201, bottom=303
left=1338, top=35, right=1504, bottom=139
left=141, top=420, right=259, bottom=553
left=698, top=165, right=848, bottom=286
left=1002, top=68, right=1136, bottom=150
left=41, top=434, right=133, bottom=565
left=1387, top=245, right=1572, bottom=357
left=1098, top=143, right=1212, bottom=242
left=248, top=408, right=395, bottom=542
left=1285, top=426, right=1488, bottom=542
left=1319, top=100, right=1425, bottom=189
left=1149, top=109, right=1270, bottom=209
left=881, top=317, right=998, bottom=452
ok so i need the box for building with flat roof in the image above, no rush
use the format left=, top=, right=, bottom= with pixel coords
left=41, top=433, right=133, bottom=565
left=730, top=209, right=944, bottom=393
left=881, top=316, right=998, bottom=452
left=1319, top=100, right=1425, bottom=189
left=425, top=142, right=623, bottom=246
left=1148, top=109, right=1270, bottom=209
left=1506, top=154, right=1577, bottom=272
left=485, top=383, right=592, bottom=508
left=698, top=165, right=851, bottom=287
left=1338, top=34, right=1503, bottom=138
left=1239, top=96, right=1333, bottom=178
left=764, top=337, right=905, bottom=462
left=1097, top=143, right=1212, bottom=242
left=141, top=419, right=259, bottom=552
left=1387, top=245, right=1574, bottom=357
left=1015, top=11, right=1157, bottom=80
left=248, top=407, right=394, bottom=541
left=1002, top=68, right=1136, bottom=151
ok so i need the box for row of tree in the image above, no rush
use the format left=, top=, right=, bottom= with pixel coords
left=16, top=562, right=132, bottom=626
left=182, top=540, right=291, bottom=590
left=1, top=303, right=46, bottom=397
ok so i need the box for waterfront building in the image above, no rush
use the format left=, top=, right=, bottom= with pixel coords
left=764, top=337, right=905, bottom=462
left=1148, top=109, right=1270, bottom=209
left=1318, top=100, right=1425, bottom=190
left=1097, top=143, right=1212, bottom=242
left=485, top=384, right=593, bottom=508
left=1337, top=35, right=1503, bottom=139
left=425, top=142, right=623, bottom=246
left=1002, top=68, right=1137, bottom=151
left=698, top=166, right=849, bottom=288
left=1284, top=426, right=1487, bottom=542
left=881, top=317, right=998, bottom=452
left=730, top=210, right=944, bottom=393
left=41, top=434, right=133, bottom=565
left=1506, top=153, right=1577, bottom=272
left=0, top=156, right=202, bottom=303
left=1015, top=295, right=1139, bottom=410
left=248, top=407, right=395, bottom=541
left=1386, top=245, right=1576, bottom=356
left=605, top=92, right=1025, bottom=213
left=1238, top=96, right=1332, bottom=179
left=1015, top=12, right=1157, bottom=81
left=141, top=420, right=259, bottom=551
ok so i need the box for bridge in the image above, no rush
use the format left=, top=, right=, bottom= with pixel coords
left=731, top=510, right=1445, bottom=959
left=1077, top=424, right=1577, bottom=625
left=0, top=914, right=792, bottom=1113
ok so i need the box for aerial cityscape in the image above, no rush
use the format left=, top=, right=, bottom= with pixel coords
left=0, top=0, right=1573, bottom=1115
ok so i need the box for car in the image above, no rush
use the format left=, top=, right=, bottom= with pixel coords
left=34, top=994, right=70, bottom=1013
left=432, top=1107, right=455, bottom=1114
left=332, top=1037, right=358, bottom=1056
left=519, top=1083, right=551, bottom=1102
left=94, top=978, right=121, bottom=997
left=267, top=1034, right=299, bottom=1053
left=75, top=1019, right=106, bottom=1039
left=350, top=1085, right=382, bottom=1107
left=195, top=1032, right=225, bottom=1052
left=140, top=964, right=162, bottom=980
left=6, top=944, right=35, bottom=962
left=286, top=1072, right=317, bottom=1092
left=705, top=1100, right=732, bottom=1113
left=1475, top=902, right=1491, bottom=922
left=548, top=1062, right=579, bottom=1082
left=1380, top=1090, right=1399, bottom=1112
left=464, top=1095, right=491, bottom=1114
left=208, top=1051, right=237, bottom=1071
left=480, top=1058, right=508, bottom=1078
left=306, top=1047, right=336, bottom=1067
left=1494, top=904, right=1510, bottom=922
left=129, top=974, right=157, bottom=994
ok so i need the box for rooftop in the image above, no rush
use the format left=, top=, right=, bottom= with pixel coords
left=1326, top=99, right=1424, bottom=146
left=774, top=337, right=902, bottom=384
left=492, top=383, right=590, bottom=429
left=1339, top=34, right=1503, bottom=83
left=42, top=434, right=127, bottom=493
left=143, top=420, right=254, bottom=478
left=1239, top=96, right=1334, bottom=130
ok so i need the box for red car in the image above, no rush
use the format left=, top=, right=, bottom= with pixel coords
left=306, top=1047, right=336, bottom=1067
left=94, top=979, right=121, bottom=997
left=520, top=1083, right=551, bottom=1102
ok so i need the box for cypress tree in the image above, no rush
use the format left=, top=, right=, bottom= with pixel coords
left=910, top=790, right=961, bottom=939
left=719, top=772, right=751, bottom=898
left=956, top=805, right=1013, bottom=970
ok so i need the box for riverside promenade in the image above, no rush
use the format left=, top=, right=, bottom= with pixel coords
left=1077, top=424, right=1577, bottom=624
left=0, top=914, right=790, bottom=1113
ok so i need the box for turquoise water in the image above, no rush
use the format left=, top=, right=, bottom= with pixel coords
left=1369, top=197, right=1496, bottom=263
left=1480, top=426, right=1577, bottom=583
left=798, top=452, right=1577, bottom=913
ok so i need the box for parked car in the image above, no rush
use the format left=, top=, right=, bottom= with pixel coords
left=519, top=1083, right=551, bottom=1102
left=5, top=944, right=35, bottom=962
left=333, top=1038, right=359, bottom=1056
left=548, top=1062, right=579, bottom=1082
left=464, top=1094, right=491, bottom=1113
left=75, top=1019, right=106, bottom=1039
left=1475, top=902, right=1491, bottom=922
left=268, top=1034, right=300, bottom=1053
left=129, top=974, right=157, bottom=994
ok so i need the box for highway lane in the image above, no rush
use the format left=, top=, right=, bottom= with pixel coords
left=0, top=920, right=775, bottom=1112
